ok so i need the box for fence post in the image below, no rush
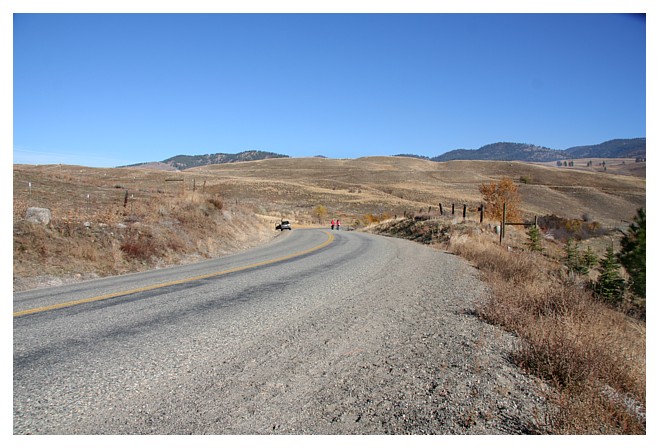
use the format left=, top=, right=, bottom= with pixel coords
left=439, top=203, right=443, bottom=215
left=480, top=203, right=484, bottom=223
left=500, top=202, right=507, bottom=244
left=463, top=204, right=467, bottom=219
left=452, top=203, right=455, bottom=215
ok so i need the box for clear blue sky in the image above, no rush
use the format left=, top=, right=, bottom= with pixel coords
left=13, top=13, right=646, bottom=167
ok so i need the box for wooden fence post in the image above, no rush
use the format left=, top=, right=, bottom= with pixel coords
left=463, top=204, right=467, bottom=219
left=480, top=203, right=484, bottom=223
left=439, top=203, right=443, bottom=215
left=452, top=203, right=455, bottom=215
left=500, top=202, right=507, bottom=244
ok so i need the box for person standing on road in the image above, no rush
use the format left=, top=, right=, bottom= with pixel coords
left=331, top=219, right=335, bottom=230
left=336, top=219, right=341, bottom=231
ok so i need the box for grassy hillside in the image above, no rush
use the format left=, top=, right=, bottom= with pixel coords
left=190, top=156, right=645, bottom=227
left=13, top=156, right=644, bottom=289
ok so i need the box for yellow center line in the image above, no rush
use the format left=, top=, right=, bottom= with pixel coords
left=14, top=231, right=335, bottom=318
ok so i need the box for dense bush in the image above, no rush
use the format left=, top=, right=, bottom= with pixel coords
left=537, top=214, right=607, bottom=242
left=120, top=229, right=159, bottom=261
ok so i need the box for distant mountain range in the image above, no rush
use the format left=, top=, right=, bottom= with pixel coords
left=127, top=150, right=289, bottom=170
left=430, top=138, right=646, bottom=163
left=127, top=138, right=645, bottom=170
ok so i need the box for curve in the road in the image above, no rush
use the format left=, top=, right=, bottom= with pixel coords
left=13, top=230, right=334, bottom=318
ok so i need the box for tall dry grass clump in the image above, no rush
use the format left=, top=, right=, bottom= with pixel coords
left=449, top=235, right=645, bottom=434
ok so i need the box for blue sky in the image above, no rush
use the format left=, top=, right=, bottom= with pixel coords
left=12, top=12, right=647, bottom=167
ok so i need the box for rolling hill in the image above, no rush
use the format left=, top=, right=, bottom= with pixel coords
left=125, top=138, right=645, bottom=171
left=127, top=150, right=289, bottom=170
left=432, top=138, right=646, bottom=163
left=188, top=156, right=645, bottom=227
left=431, top=143, right=561, bottom=162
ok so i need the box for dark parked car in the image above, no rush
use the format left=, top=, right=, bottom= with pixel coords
left=276, top=220, right=292, bottom=231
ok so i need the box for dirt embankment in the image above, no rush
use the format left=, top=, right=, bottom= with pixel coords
left=13, top=196, right=279, bottom=292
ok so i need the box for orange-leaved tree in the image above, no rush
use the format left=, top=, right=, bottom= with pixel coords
left=479, top=177, right=522, bottom=223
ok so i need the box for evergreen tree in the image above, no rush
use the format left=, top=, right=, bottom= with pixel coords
left=526, top=225, right=543, bottom=252
left=563, top=239, right=588, bottom=275
left=592, top=245, right=626, bottom=305
left=581, top=246, right=598, bottom=270
left=619, top=208, right=646, bottom=298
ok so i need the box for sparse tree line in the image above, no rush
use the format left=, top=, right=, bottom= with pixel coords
left=554, top=158, right=645, bottom=168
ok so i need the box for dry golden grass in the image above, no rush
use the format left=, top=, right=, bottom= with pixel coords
left=448, top=231, right=645, bottom=434
left=13, top=164, right=278, bottom=290
left=13, top=157, right=644, bottom=289
left=189, top=156, right=645, bottom=227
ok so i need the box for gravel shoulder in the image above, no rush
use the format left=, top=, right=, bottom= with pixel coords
left=14, top=230, right=546, bottom=434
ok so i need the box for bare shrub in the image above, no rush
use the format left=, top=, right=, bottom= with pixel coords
left=538, top=214, right=608, bottom=242
left=207, top=196, right=223, bottom=210
left=362, top=212, right=393, bottom=225
left=120, top=229, right=160, bottom=260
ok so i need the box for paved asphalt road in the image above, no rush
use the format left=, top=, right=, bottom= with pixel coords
left=14, top=228, right=539, bottom=435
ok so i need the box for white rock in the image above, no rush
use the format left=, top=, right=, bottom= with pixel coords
left=25, top=207, right=51, bottom=225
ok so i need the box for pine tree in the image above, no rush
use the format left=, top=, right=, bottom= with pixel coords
left=592, top=245, right=626, bottom=305
left=526, top=225, right=543, bottom=252
left=563, top=239, right=588, bottom=275
left=618, top=208, right=645, bottom=298
left=581, top=246, right=598, bottom=270
left=563, top=240, right=599, bottom=276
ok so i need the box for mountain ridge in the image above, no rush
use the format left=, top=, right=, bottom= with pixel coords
left=127, top=150, right=289, bottom=170
left=431, top=138, right=646, bottom=162
left=125, top=138, right=645, bottom=170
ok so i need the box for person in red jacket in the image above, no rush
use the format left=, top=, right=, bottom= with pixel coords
left=336, top=219, right=341, bottom=230
left=331, top=219, right=335, bottom=230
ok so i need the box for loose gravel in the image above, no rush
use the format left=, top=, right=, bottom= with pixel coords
left=14, top=231, right=547, bottom=434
